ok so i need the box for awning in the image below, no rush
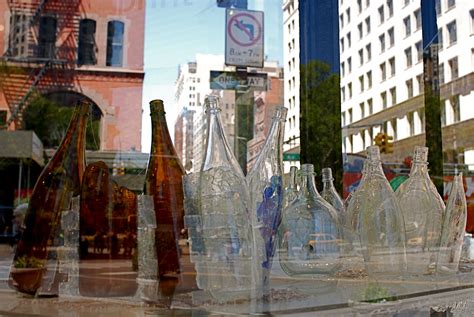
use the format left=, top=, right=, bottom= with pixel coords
left=0, top=131, right=44, bottom=166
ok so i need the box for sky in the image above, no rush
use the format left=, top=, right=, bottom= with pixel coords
left=141, top=0, right=283, bottom=153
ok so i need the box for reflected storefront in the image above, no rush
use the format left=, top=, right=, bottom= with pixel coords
left=0, top=0, right=473, bottom=315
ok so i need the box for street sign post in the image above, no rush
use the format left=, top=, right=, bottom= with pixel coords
left=225, top=9, right=264, bottom=68
left=210, top=71, right=267, bottom=91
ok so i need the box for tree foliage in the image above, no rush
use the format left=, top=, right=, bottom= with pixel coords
left=300, top=60, right=343, bottom=191
left=22, top=95, right=100, bottom=150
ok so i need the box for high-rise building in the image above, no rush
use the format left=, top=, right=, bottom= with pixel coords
left=283, top=0, right=301, bottom=173
left=340, top=0, right=474, bottom=165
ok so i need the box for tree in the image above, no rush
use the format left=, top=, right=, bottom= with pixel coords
left=23, top=95, right=100, bottom=150
left=300, top=60, right=343, bottom=191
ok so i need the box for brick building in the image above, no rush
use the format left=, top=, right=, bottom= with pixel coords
left=0, top=0, right=145, bottom=151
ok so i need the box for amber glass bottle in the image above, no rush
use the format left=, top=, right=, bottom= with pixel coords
left=11, top=101, right=89, bottom=295
left=144, top=100, right=186, bottom=280
left=79, top=161, right=138, bottom=297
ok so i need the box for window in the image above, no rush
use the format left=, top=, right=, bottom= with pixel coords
left=450, top=95, right=460, bottom=123
left=404, top=0, right=410, bottom=6
left=447, top=21, right=457, bottom=45
left=378, top=6, right=385, bottom=24
left=348, top=82, right=353, bottom=98
left=107, top=20, right=125, bottom=67
left=367, top=98, right=373, bottom=115
left=78, top=19, right=97, bottom=65
left=348, top=57, right=352, bottom=73
left=357, top=0, right=362, bottom=13
left=406, top=79, right=414, bottom=98
left=380, top=62, right=386, bottom=81
left=366, top=0, right=370, bottom=8
left=359, top=49, right=364, bottom=65
left=471, top=10, right=474, bottom=34
left=340, top=38, right=344, bottom=52
left=417, top=74, right=424, bottom=94
left=389, top=57, right=395, bottom=77
left=438, top=28, right=443, bottom=49
left=358, top=23, right=363, bottom=39
left=341, top=87, right=346, bottom=102
left=390, top=87, right=397, bottom=105
left=340, top=14, right=344, bottom=28
left=387, top=0, right=393, bottom=18
left=38, top=16, right=57, bottom=58
left=347, top=32, right=351, bottom=48
left=341, top=61, right=345, bottom=76
left=405, top=47, right=412, bottom=68
left=359, top=76, right=364, bottom=92
left=379, top=34, right=386, bottom=52
left=414, top=9, right=421, bottom=31
left=346, top=8, right=351, bottom=24
left=439, top=63, right=445, bottom=84
left=388, top=27, right=394, bottom=47
left=365, top=17, right=371, bottom=35
left=415, top=41, right=423, bottom=62
left=342, top=112, right=346, bottom=126
left=404, top=16, right=411, bottom=37
left=447, top=0, right=455, bottom=10
left=391, top=119, right=398, bottom=140
left=449, top=57, right=458, bottom=79
left=408, top=111, right=415, bottom=136
left=348, top=108, right=353, bottom=123
left=435, top=0, right=441, bottom=16
left=381, top=91, right=387, bottom=109
left=366, top=43, right=372, bottom=61
left=360, top=103, right=365, bottom=118
left=367, top=71, right=372, bottom=88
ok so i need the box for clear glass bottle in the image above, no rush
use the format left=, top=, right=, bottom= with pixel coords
left=347, top=146, right=407, bottom=278
left=195, top=95, right=258, bottom=300
left=437, top=173, right=467, bottom=273
left=321, top=167, right=345, bottom=217
left=283, top=166, right=299, bottom=210
left=11, top=101, right=89, bottom=296
left=279, top=164, right=342, bottom=276
left=395, top=146, right=445, bottom=274
left=247, top=106, right=287, bottom=290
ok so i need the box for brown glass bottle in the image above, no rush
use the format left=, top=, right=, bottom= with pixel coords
left=79, top=161, right=138, bottom=297
left=11, top=101, right=89, bottom=295
left=144, top=100, right=186, bottom=280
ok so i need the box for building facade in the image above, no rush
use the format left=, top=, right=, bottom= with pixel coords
left=283, top=0, right=301, bottom=173
left=0, top=0, right=145, bottom=151
left=340, top=0, right=474, bottom=166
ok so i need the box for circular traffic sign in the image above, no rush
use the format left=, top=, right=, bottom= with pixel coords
left=227, top=12, right=262, bottom=47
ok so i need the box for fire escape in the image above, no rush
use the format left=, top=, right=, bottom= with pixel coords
left=0, top=0, right=82, bottom=128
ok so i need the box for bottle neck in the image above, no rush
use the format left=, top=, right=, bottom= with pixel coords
left=299, top=172, right=320, bottom=198
left=322, top=179, right=336, bottom=192
left=409, top=160, right=429, bottom=177
left=362, top=159, right=385, bottom=179
left=288, top=168, right=297, bottom=191
left=202, top=107, right=238, bottom=172
left=150, top=110, right=177, bottom=157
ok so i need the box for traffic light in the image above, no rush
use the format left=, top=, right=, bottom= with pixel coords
left=374, top=132, right=394, bottom=154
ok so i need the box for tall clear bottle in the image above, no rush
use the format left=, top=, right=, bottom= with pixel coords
left=11, top=101, right=89, bottom=295
left=247, top=106, right=287, bottom=293
left=346, top=146, right=407, bottom=278
left=437, top=173, right=467, bottom=273
left=321, top=168, right=345, bottom=217
left=283, top=166, right=299, bottom=209
left=196, top=95, right=258, bottom=301
left=395, top=146, right=445, bottom=274
left=143, top=100, right=188, bottom=293
left=279, top=164, right=342, bottom=276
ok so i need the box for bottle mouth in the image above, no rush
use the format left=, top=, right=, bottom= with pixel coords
left=299, top=164, right=315, bottom=176
left=321, top=167, right=333, bottom=181
left=205, top=95, right=221, bottom=113
left=366, top=145, right=381, bottom=161
left=413, top=146, right=429, bottom=164
left=272, top=106, right=288, bottom=121
left=150, top=99, right=165, bottom=114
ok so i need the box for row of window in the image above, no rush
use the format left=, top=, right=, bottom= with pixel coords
left=11, top=16, right=126, bottom=67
